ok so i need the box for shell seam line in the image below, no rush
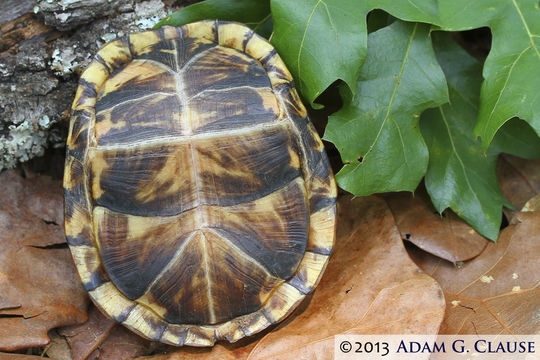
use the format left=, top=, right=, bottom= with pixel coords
left=200, top=231, right=217, bottom=323
left=91, top=120, right=287, bottom=151
left=140, top=232, right=197, bottom=297
left=206, top=228, right=276, bottom=279
left=277, top=92, right=313, bottom=194
left=89, top=177, right=304, bottom=220
left=96, top=92, right=176, bottom=115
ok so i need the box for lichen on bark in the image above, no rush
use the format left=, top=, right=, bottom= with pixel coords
left=0, top=0, right=168, bottom=171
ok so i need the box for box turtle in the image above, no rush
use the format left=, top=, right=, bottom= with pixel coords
left=63, top=20, right=337, bottom=346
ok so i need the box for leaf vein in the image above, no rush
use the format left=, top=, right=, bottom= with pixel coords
left=481, top=45, right=531, bottom=138
left=512, top=0, right=540, bottom=59
left=390, top=116, right=411, bottom=171
left=361, top=23, right=418, bottom=164
left=297, top=0, right=325, bottom=94
left=251, top=13, right=271, bottom=33
left=447, top=82, right=478, bottom=110
left=438, top=106, right=483, bottom=209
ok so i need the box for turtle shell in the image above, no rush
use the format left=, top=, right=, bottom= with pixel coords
left=63, top=20, right=337, bottom=346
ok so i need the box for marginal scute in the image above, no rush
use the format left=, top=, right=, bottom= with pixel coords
left=97, top=37, right=132, bottom=74
left=262, top=283, right=305, bottom=323
left=277, top=84, right=336, bottom=214
left=244, top=32, right=275, bottom=62
left=65, top=20, right=337, bottom=347
left=123, top=304, right=167, bottom=340
left=161, top=26, right=182, bottom=40
left=262, top=53, right=293, bottom=88
left=288, top=251, right=330, bottom=294
left=184, top=326, right=215, bottom=347
left=89, top=282, right=137, bottom=322
left=129, top=30, right=162, bottom=56
left=306, top=205, right=336, bottom=255
left=63, top=155, right=84, bottom=195
left=70, top=245, right=106, bottom=290
left=161, top=324, right=188, bottom=346
left=64, top=157, right=93, bottom=246
left=64, top=197, right=93, bottom=246
left=214, top=320, right=245, bottom=343
left=241, top=311, right=271, bottom=337
left=309, top=161, right=338, bottom=213
left=243, top=34, right=293, bottom=88
left=75, top=62, right=108, bottom=108
left=218, top=22, right=253, bottom=51
left=67, top=110, right=91, bottom=161
left=183, top=21, right=217, bottom=43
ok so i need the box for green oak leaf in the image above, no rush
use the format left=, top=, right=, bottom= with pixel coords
left=470, top=0, right=540, bottom=148
left=270, top=0, right=449, bottom=106
left=378, top=0, right=540, bottom=149
left=491, top=118, right=540, bottom=159
left=154, top=0, right=272, bottom=38
left=270, top=0, right=368, bottom=106
left=421, top=33, right=509, bottom=241
left=324, top=21, right=448, bottom=196
left=375, top=0, right=439, bottom=25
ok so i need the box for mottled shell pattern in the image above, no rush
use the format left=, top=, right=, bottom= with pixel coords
left=63, top=20, right=337, bottom=346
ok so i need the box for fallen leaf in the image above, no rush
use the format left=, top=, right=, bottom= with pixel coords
left=384, top=188, right=489, bottom=263
left=43, top=331, right=72, bottom=360
left=49, top=304, right=154, bottom=360
left=522, top=194, right=540, bottom=212
left=136, top=339, right=259, bottom=360
left=57, top=305, right=116, bottom=360
left=497, top=154, right=540, bottom=210
left=0, top=170, right=88, bottom=351
left=408, top=211, right=540, bottom=334
left=87, top=325, right=153, bottom=360
left=140, top=195, right=446, bottom=359
left=0, top=353, right=42, bottom=359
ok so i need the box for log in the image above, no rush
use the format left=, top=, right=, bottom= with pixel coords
left=0, top=0, right=169, bottom=171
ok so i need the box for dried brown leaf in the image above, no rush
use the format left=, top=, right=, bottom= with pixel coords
left=43, top=331, right=72, bottom=360
left=384, top=188, right=489, bottom=263
left=0, top=353, right=43, bottom=359
left=0, top=171, right=88, bottom=351
left=86, top=325, right=153, bottom=360
left=139, top=195, right=446, bottom=359
left=408, top=211, right=540, bottom=334
left=58, top=305, right=116, bottom=360
left=51, top=304, right=153, bottom=360
left=522, top=194, right=540, bottom=212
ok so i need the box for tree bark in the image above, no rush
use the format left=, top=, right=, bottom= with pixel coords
left=0, top=0, right=172, bottom=171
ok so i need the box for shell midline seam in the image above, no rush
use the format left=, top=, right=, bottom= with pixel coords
left=200, top=232, right=217, bottom=323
